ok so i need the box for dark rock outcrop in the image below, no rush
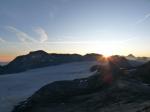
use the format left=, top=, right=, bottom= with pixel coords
left=108, top=55, right=132, bottom=69
left=133, top=61, right=150, bottom=84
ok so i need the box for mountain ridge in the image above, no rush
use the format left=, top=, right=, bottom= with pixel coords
left=0, top=50, right=103, bottom=75
left=0, top=50, right=149, bottom=75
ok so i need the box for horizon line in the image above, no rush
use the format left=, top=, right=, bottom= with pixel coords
left=0, top=50, right=149, bottom=63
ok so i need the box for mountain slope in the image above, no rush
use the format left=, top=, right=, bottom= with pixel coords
left=133, top=61, right=150, bottom=83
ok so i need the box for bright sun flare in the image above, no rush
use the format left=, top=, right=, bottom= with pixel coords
left=91, top=42, right=125, bottom=57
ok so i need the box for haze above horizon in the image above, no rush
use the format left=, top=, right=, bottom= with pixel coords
left=0, top=0, right=150, bottom=62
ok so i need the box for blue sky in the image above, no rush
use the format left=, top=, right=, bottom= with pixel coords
left=0, top=0, right=150, bottom=61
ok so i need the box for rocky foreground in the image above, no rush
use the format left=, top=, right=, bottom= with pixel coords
left=12, top=59, right=150, bottom=112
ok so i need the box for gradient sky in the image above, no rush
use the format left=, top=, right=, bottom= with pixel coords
left=0, top=0, right=150, bottom=62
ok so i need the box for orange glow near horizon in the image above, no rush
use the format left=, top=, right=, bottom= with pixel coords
left=0, top=55, right=15, bottom=62
left=0, top=50, right=150, bottom=62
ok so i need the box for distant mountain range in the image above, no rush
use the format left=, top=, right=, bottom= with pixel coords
left=0, top=50, right=149, bottom=75
left=0, top=50, right=103, bottom=75
left=126, top=54, right=150, bottom=61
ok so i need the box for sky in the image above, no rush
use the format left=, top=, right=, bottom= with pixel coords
left=0, top=0, right=150, bottom=62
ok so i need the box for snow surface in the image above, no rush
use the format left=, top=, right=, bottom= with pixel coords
left=0, top=61, right=98, bottom=112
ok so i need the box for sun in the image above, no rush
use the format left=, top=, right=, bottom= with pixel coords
left=98, top=49, right=114, bottom=58
left=102, top=51, right=113, bottom=57
left=94, top=43, right=123, bottom=57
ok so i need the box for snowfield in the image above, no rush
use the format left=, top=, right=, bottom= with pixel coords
left=0, top=61, right=98, bottom=112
